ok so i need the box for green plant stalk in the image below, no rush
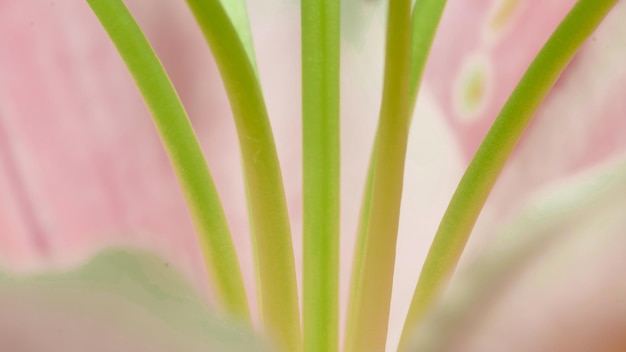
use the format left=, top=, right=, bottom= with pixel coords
left=343, top=0, right=412, bottom=351
left=408, top=0, right=448, bottom=111
left=301, top=0, right=341, bottom=352
left=218, top=0, right=259, bottom=75
left=398, top=0, right=619, bottom=349
left=344, top=0, right=447, bottom=349
left=86, top=0, right=250, bottom=321
left=184, top=1, right=301, bottom=350
left=343, top=148, right=375, bottom=352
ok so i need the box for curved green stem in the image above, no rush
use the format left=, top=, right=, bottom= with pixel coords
left=301, top=0, right=341, bottom=352
left=184, top=1, right=301, bottom=350
left=343, top=0, right=412, bottom=351
left=398, top=0, right=618, bottom=349
left=218, top=0, right=258, bottom=75
left=86, top=0, right=249, bottom=321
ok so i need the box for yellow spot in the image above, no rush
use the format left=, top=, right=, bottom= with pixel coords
left=454, top=56, right=492, bottom=122
left=463, top=68, right=486, bottom=113
left=490, top=0, right=521, bottom=32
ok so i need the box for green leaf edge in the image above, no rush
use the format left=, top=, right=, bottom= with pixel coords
left=0, top=247, right=268, bottom=351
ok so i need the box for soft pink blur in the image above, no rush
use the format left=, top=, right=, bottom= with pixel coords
left=1, top=1, right=626, bottom=351
left=390, top=0, right=626, bottom=349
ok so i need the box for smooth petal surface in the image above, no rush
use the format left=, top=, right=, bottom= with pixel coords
left=0, top=0, right=199, bottom=273
left=0, top=0, right=248, bottom=313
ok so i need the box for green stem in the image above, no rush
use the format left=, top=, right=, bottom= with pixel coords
left=184, top=1, right=301, bottom=350
left=344, top=0, right=447, bottom=349
left=408, top=0, right=448, bottom=112
left=86, top=0, right=249, bottom=321
left=217, top=0, right=259, bottom=75
left=398, top=0, right=618, bottom=349
left=301, top=0, right=341, bottom=352
left=343, top=0, right=412, bottom=351
left=343, top=148, right=375, bottom=352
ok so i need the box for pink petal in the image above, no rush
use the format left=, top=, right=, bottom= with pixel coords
left=419, top=0, right=626, bottom=258
left=391, top=1, right=626, bottom=347
left=0, top=0, right=253, bottom=307
left=467, top=1, right=626, bottom=258
left=0, top=0, right=309, bottom=323
left=426, top=0, right=577, bottom=157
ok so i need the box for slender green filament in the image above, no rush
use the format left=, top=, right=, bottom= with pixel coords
left=218, top=0, right=259, bottom=75
left=86, top=0, right=250, bottom=321
left=345, top=0, right=447, bottom=350
left=301, top=0, right=341, bottom=352
left=343, top=0, right=412, bottom=351
left=398, top=0, right=619, bottom=349
left=184, top=1, right=301, bottom=350
left=408, top=0, right=449, bottom=112
left=88, top=0, right=618, bottom=350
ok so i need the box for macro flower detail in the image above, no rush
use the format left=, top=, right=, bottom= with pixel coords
left=0, top=0, right=625, bottom=351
